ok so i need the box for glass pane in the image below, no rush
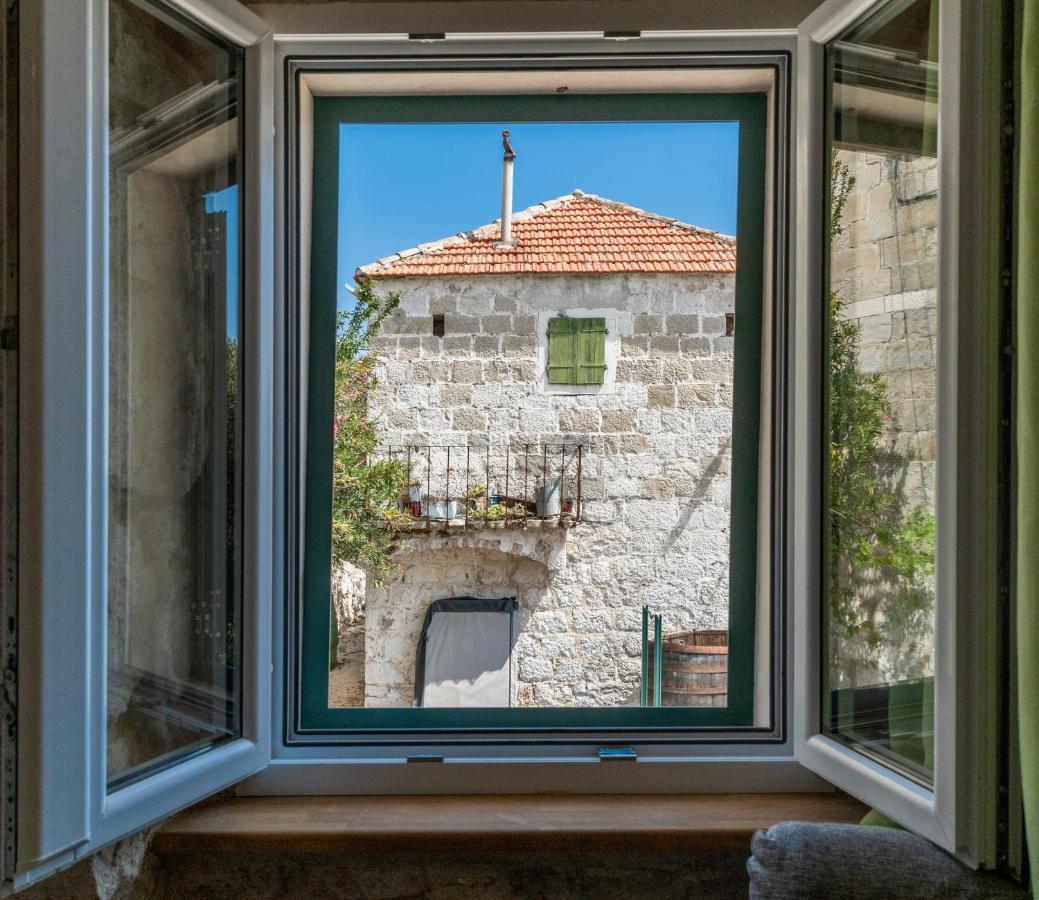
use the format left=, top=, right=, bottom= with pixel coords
left=317, top=113, right=764, bottom=723
left=824, top=0, right=939, bottom=781
left=107, top=0, right=242, bottom=788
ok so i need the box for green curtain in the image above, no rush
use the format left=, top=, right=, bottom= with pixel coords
left=1018, top=0, right=1039, bottom=893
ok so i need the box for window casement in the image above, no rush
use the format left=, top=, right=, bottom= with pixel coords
left=11, top=0, right=273, bottom=888
left=295, top=91, right=770, bottom=736
left=792, top=0, right=1006, bottom=867
left=546, top=316, right=608, bottom=386
left=7, top=0, right=1010, bottom=889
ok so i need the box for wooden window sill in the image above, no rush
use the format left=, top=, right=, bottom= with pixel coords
left=154, top=792, right=868, bottom=854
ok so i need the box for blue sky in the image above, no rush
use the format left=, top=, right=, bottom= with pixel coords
left=337, top=121, right=739, bottom=309
left=205, top=184, right=239, bottom=340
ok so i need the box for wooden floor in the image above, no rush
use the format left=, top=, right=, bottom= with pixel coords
left=155, top=792, right=868, bottom=854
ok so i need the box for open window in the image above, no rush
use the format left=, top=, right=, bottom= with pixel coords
left=12, top=0, right=272, bottom=888
left=8, top=0, right=1009, bottom=888
left=793, top=0, right=1006, bottom=864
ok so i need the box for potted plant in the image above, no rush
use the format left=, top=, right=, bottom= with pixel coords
left=423, top=497, right=460, bottom=520
left=466, top=483, right=487, bottom=511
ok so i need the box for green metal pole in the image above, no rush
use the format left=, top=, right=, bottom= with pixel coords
left=640, top=605, right=649, bottom=707
left=653, top=614, right=663, bottom=708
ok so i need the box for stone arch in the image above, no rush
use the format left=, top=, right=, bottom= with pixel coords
left=364, top=543, right=556, bottom=708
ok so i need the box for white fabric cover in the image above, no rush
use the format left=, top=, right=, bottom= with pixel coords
left=420, top=609, right=513, bottom=707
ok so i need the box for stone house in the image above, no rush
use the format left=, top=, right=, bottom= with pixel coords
left=338, top=190, right=740, bottom=708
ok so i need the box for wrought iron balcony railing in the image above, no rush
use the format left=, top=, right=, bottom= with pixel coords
left=375, top=443, right=586, bottom=528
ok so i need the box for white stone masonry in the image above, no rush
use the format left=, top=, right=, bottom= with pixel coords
left=363, top=271, right=737, bottom=707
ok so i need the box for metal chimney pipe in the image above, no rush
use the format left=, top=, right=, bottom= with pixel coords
left=500, top=130, right=516, bottom=244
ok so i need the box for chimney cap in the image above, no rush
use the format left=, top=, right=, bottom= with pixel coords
left=502, top=130, right=516, bottom=161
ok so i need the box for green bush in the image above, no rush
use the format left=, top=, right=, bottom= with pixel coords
left=329, top=279, right=411, bottom=669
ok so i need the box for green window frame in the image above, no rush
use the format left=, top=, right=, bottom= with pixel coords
left=547, top=316, right=608, bottom=385
left=299, top=93, right=768, bottom=734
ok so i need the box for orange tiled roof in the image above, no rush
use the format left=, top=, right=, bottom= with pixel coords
left=355, top=191, right=736, bottom=280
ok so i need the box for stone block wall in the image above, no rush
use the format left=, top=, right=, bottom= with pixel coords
left=830, top=149, right=939, bottom=684
left=19, top=839, right=754, bottom=900
left=332, top=561, right=367, bottom=630
left=363, top=272, right=737, bottom=707
left=832, top=150, right=937, bottom=513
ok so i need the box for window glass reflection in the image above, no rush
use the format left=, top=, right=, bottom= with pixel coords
left=824, top=0, right=940, bottom=782
left=107, top=0, right=243, bottom=788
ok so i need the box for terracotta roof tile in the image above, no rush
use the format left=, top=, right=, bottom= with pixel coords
left=355, top=191, right=736, bottom=280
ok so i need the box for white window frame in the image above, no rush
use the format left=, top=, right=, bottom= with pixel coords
left=265, top=37, right=802, bottom=792
left=791, top=0, right=1005, bottom=865
left=13, top=0, right=274, bottom=889
left=257, top=15, right=1002, bottom=867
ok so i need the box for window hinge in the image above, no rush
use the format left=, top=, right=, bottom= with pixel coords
left=598, top=746, right=638, bottom=761
left=406, top=754, right=445, bottom=763
left=0, top=317, right=16, bottom=351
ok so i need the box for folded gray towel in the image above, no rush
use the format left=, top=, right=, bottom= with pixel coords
left=747, top=822, right=1025, bottom=899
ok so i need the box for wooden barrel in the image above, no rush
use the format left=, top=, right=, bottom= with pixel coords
left=648, top=630, right=728, bottom=708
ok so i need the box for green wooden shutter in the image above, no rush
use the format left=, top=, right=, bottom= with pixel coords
left=576, top=317, right=607, bottom=385
left=547, top=316, right=607, bottom=385
left=547, top=316, right=578, bottom=384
